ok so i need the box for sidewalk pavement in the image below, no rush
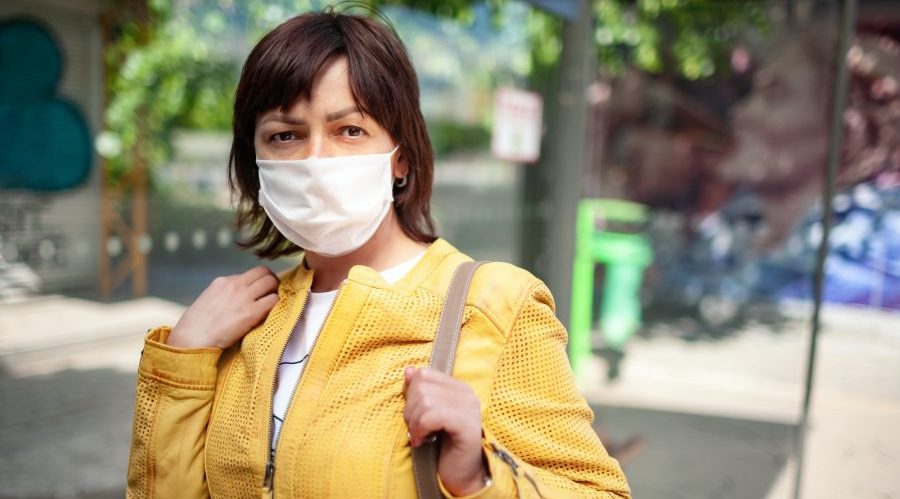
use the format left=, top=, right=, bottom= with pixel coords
left=0, top=295, right=183, bottom=498
left=0, top=295, right=184, bottom=377
left=580, top=303, right=900, bottom=499
left=0, top=294, right=898, bottom=498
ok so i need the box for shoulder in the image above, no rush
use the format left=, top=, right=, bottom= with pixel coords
left=421, top=239, right=555, bottom=334
left=467, top=261, right=555, bottom=335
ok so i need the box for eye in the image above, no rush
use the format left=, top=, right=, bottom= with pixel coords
left=341, top=126, right=366, bottom=138
left=270, top=131, right=297, bottom=143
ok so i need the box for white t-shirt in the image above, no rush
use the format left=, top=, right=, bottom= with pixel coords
left=270, top=252, right=425, bottom=449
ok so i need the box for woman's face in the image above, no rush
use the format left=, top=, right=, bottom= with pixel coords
left=254, top=56, right=402, bottom=172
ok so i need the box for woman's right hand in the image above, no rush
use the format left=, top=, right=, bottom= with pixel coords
left=166, top=266, right=280, bottom=349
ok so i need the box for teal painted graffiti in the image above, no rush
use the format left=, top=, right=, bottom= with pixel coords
left=0, top=18, right=92, bottom=191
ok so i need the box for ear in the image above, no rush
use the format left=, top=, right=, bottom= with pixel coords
left=392, top=147, right=409, bottom=180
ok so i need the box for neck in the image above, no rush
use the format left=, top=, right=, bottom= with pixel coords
left=304, top=209, right=428, bottom=292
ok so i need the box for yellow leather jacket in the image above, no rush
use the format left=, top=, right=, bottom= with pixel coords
left=127, top=239, right=630, bottom=498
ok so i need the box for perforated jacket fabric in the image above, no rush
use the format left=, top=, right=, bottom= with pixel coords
left=126, top=239, right=631, bottom=498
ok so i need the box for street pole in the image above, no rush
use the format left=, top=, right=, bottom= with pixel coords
left=541, top=0, right=594, bottom=329
left=793, top=0, right=858, bottom=497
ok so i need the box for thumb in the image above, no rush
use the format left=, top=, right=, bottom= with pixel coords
left=403, top=366, right=416, bottom=393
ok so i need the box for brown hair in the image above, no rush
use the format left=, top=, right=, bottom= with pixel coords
left=229, top=8, right=437, bottom=258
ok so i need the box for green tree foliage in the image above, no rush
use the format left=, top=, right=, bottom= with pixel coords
left=592, top=0, right=768, bottom=78
left=100, top=0, right=766, bottom=182
left=101, top=0, right=320, bottom=185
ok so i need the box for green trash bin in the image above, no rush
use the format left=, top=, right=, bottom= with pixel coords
left=569, top=199, right=653, bottom=379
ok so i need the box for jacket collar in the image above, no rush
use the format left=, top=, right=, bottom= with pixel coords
left=282, top=238, right=461, bottom=295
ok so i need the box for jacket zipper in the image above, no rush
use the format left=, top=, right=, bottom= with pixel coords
left=262, top=287, right=309, bottom=496
left=263, top=280, right=347, bottom=497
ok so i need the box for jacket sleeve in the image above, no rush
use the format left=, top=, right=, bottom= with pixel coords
left=439, top=281, right=631, bottom=498
left=126, top=327, right=222, bottom=499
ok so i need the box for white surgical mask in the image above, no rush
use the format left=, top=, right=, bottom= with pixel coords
left=256, top=146, right=399, bottom=257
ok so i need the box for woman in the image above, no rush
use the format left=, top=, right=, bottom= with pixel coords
left=127, top=9, right=630, bottom=499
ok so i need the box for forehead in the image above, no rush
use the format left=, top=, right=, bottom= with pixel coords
left=259, top=57, right=357, bottom=120
left=309, top=57, right=352, bottom=102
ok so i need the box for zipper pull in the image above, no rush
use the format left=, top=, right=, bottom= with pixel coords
left=263, top=448, right=275, bottom=494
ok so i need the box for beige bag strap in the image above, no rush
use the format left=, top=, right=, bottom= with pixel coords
left=412, top=260, right=486, bottom=499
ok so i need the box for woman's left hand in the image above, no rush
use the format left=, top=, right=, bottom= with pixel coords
left=403, top=366, right=487, bottom=496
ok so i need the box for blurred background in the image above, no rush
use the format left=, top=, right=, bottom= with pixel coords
left=1, top=0, right=898, bottom=497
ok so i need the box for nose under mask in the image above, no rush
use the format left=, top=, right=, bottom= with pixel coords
left=256, top=146, right=399, bottom=257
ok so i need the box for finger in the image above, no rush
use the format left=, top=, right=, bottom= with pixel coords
left=250, top=267, right=279, bottom=286
left=403, top=368, right=444, bottom=405
left=404, top=386, right=455, bottom=445
left=402, top=366, right=417, bottom=395
left=416, top=367, right=453, bottom=385
left=238, top=265, right=275, bottom=285
left=248, top=293, right=278, bottom=323
left=403, top=369, right=460, bottom=417
left=247, top=273, right=279, bottom=300
left=404, top=380, right=430, bottom=444
left=409, top=408, right=445, bottom=447
left=405, top=400, right=426, bottom=446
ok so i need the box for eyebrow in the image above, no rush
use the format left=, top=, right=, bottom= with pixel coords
left=325, top=106, right=362, bottom=122
left=260, top=106, right=361, bottom=127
